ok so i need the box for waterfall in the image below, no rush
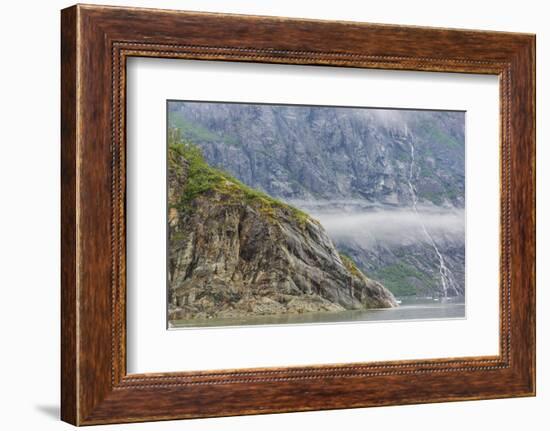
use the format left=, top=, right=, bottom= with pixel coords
left=406, top=135, right=459, bottom=298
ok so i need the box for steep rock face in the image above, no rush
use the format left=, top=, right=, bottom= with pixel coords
left=168, top=103, right=465, bottom=207
left=168, top=103, right=466, bottom=298
left=168, top=147, right=397, bottom=322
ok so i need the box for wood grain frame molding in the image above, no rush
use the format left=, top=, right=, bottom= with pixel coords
left=61, top=4, right=535, bottom=425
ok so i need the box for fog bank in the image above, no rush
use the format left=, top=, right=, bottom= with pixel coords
left=292, top=202, right=465, bottom=248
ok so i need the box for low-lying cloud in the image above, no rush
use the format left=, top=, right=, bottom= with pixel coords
left=292, top=202, right=465, bottom=249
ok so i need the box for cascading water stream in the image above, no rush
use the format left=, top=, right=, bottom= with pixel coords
left=405, top=132, right=459, bottom=298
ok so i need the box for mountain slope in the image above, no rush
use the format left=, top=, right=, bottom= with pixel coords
left=168, top=103, right=465, bottom=207
left=168, top=103, right=465, bottom=299
left=167, top=139, right=397, bottom=323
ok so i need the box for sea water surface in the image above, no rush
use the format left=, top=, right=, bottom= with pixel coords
left=169, top=297, right=465, bottom=329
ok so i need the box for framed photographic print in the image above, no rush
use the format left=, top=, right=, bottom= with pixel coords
left=61, top=4, right=536, bottom=425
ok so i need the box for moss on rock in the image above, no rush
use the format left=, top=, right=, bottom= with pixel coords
left=169, top=129, right=312, bottom=228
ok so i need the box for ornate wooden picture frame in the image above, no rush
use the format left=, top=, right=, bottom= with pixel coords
left=61, top=4, right=535, bottom=425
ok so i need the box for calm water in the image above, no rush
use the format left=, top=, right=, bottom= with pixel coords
left=170, top=298, right=465, bottom=329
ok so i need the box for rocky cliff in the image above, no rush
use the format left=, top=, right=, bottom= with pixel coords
left=168, top=102, right=465, bottom=207
left=168, top=140, right=397, bottom=323
left=168, top=103, right=466, bottom=299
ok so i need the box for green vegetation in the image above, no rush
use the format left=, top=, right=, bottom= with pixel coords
left=418, top=180, right=464, bottom=206
left=419, top=190, right=444, bottom=206
left=339, top=252, right=364, bottom=279
left=418, top=160, right=435, bottom=179
left=372, top=261, right=437, bottom=297
left=168, top=128, right=310, bottom=227
left=442, top=181, right=464, bottom=203
left=416, top=119, right=461, bottom=150
left=169, top=113, right=239, bottom=146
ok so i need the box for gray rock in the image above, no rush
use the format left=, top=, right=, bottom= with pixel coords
left=168, top=103, right=465, bottom=298
left=167, top=148, right=397, bottom=323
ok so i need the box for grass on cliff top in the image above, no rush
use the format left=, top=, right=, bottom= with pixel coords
left=168, top=132, right=310, bottom=226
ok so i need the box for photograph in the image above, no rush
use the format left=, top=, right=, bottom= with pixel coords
left=167, top=101, right=466, bottom=328
left=29, top=1, right=536, bottom=427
